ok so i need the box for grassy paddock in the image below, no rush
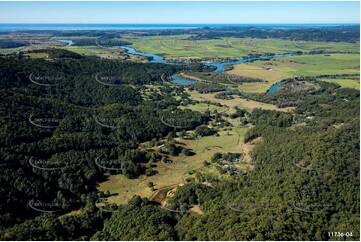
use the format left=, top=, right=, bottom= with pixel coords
left=321, top=78, right=360, bottom=90
left=180, top=102, right=231, bottom=114
left=122, top=35, right=360, bottom=59
left=98, top=125, right=250, bottom=204
left=227, top=54, right=360, bottom=92
left=185, top=88, right=292, bottom=112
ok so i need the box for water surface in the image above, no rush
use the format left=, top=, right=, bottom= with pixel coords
left=120, top=45, right=301, bottom=93
left=58, top=39, right=74, bottom=46
left=0, top=23, right=351, bottom=32
left=267, top=81, right=285, bottom=94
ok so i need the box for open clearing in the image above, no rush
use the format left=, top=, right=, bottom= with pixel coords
left=179, top=102, right=232, bottom=114
left=320, top=78, right=360, bottom=90
left=98, top=125, right=250, bottom=204
left=1, top=35, right=359, bottom=61
left=185, top=88, right=292, bottom=112
left=122, top=35, right=360, bottom=59
left=61, top=45, right=148, bottom=61
left=100, top=88, right=290, bottom=205
left=0, top=35, right=145, bottom=61
left=227, top=54, right=360, bottom=92
left=228, top=64, right=291, bottom=82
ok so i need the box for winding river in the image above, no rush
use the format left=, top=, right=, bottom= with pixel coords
left=58, top=39, right=74, bottom=46
left=54, top=40, right=302, bottom=93
left=120, top=45, right=302, bottom=93
left=267, top=80, right=286, bottom=94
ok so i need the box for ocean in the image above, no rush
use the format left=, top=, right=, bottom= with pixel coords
left=0, top=23, right=357, bottom=32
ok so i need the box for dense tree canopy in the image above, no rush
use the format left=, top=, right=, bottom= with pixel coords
left=0, top=47, right=359, bottom=240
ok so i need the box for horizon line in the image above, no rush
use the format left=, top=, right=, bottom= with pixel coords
left=0, top=23, right=359, bottom=25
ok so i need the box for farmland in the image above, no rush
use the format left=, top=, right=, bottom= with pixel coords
left=0, top=23, right=359, bottom=241
left=227, top=53, right=360, bottom=92
left=321, top=78, right=360, bottom=89
left=121, top=35, right=360, bottom=59
left=98, top=85, right=294, bottom=205
left=185, top=88, right=293, bottom=112
left=99, top=126, right=251, bottom=205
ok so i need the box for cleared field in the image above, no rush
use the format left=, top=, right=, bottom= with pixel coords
left=59, top=45, right=145, bottom=60
left=185, top=88, right=292, bottom=112
left=0, top=46, right=25, bottom=54
left=0, top=38, right=144, bottom=61
left=98, top=170, right=178, bottom=205
left=98, top=126, right=249, bottom=204
left=122, top=35, right=360, bottom=59
left=273, top=54, right=360, bottom=76
left=1, top=35, right=359, bottom=60
left=227, top=54, right=360, bottom=92
left=50, top=36, right=96, bottom=41
left=0, top=35, right=65, bottom=54
left=62, top=46, right=112, bottom=56
left=24, top=52, right=50, bottom=59
left=0, top=44, right=128, bottom=60
left=228, top=64, right=291, bottom=82
left=321, top=78, right=360, bottom=90
left=236, top=82, right=282, bottom=93
left=180, top=102, right=230, bottom=114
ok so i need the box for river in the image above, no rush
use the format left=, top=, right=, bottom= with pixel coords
left=119, top=45, right=302, bottom=93
left=56, top=40, right=300, bottom=93
left=58, top=39, right=74, bottom=46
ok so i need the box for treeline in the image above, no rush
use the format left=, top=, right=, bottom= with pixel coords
left=187, top=25, right=360, bottom=43
left=249, top=77, right=341, bottom=108
left=27, top=49, right=84, bottom=59
left=214, top=92, right=234, bottom=100
left=182, top=71, right=264, bottom=85
left=92, top=85, right=360, bottom=241
left=0, top=48, right=359, bottom=240
left=68, top=38, right=131, bottom=47
left=188, top=82, right=225, bottom=93
left=0, top=205, right=108, bottom=240
left=0, top=51, right=184, bottom=106
left=0, top=39, right=28, bottom=48
left=0, top=51, right=210, bottom=239
left=11, top=25, right=358, bottom=43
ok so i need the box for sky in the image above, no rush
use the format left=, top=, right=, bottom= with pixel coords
left=0, top=1, right=359, bottom=24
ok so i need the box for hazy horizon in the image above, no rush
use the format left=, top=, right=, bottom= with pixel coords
left=0, top=1, right=359, bottom=24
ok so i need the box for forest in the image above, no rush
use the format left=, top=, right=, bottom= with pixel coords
left=0, top=25, right=359, bottom=50
left=93, top=86, right=360, bottom=241
left=0, top=43, right=359, bottom=241
left=0, top=51, right=206, bottom=237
